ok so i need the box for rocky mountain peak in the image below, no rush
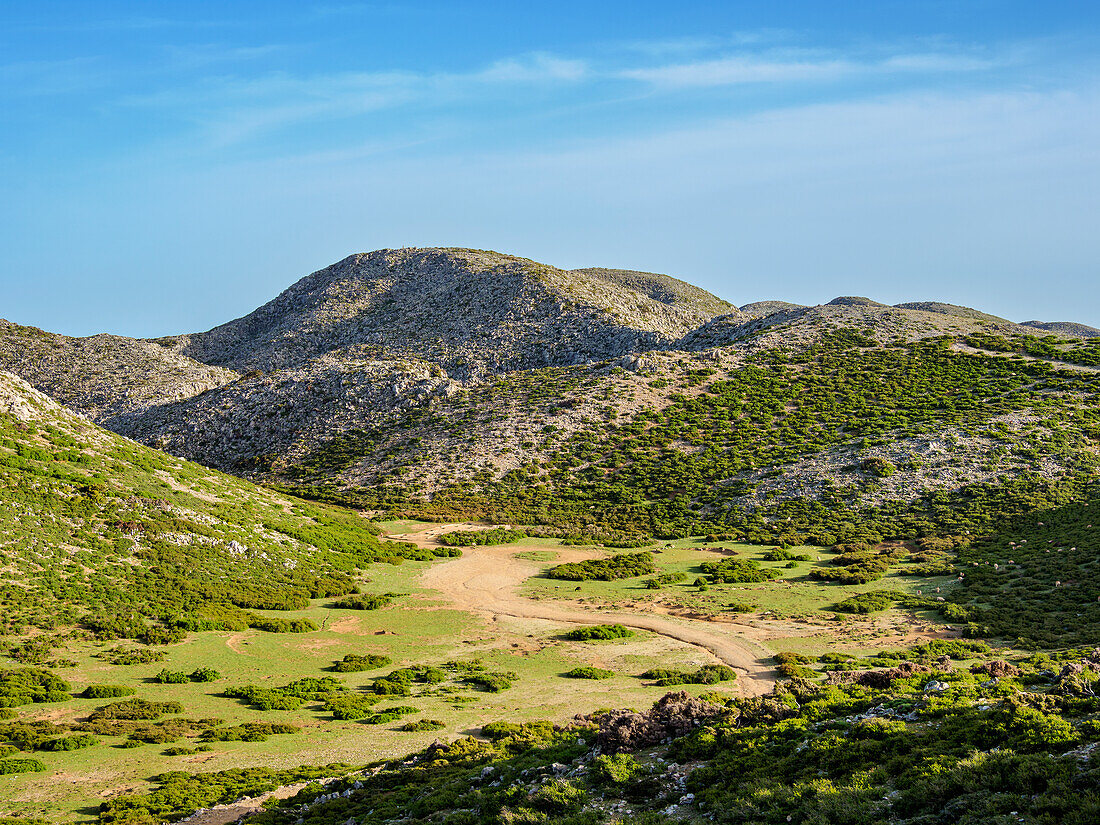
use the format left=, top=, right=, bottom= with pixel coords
left=160, top=247, right=735, bottom=377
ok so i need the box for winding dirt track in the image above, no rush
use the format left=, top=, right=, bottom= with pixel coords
left=391, top=524, right=775, bottom=695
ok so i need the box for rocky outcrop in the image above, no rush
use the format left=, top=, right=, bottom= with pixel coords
left=591, top=691, right=723, bottom=753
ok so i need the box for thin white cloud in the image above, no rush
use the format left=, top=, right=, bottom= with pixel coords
left=618, top=50, right=998, bottom=88
left=161, top=43, right=291, bottom=69
left=122, top=52, right=589, bottom=145
left=620, top=55, right=856, bottom=86
left=472, top=53, right=587, bottom=83
left=109, top=40, right=1018, bottom=149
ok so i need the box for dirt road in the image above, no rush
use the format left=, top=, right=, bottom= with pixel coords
left=389, top=524, right=775, bottom=694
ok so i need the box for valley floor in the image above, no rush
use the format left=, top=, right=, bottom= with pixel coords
left=1, top=524, right=957, bottom=823
left=389, top=523, right=775, bottom=694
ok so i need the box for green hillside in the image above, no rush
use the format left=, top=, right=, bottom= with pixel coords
left=0, top=371, right=438, bottom=646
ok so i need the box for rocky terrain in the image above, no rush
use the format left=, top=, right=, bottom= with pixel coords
left=0, top=320, right=237, bottom=425
left=155, top=248, right=735, bottom=376
left=0, top=246, right=1096, bottom=520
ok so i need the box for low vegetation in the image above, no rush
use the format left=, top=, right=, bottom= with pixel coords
left=546, top=552, right=656, bottom=581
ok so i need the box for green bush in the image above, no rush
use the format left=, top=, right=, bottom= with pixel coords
left=0, top=758, right=47, bottom=774
left=592, top=753, right=642, bottom=784
left=861, top=456, right=896, bottom=477
left=330, top=593, right=401, bottom=610
left=563, top=624, right=634, bottom=641
left=200, top=722, right=300, bottom=742
left=563, top=667, right=613, bottom=680
left=40, top=733, right=98, bottom=751
left=833, top=592, right=896, bottom=613
left=364, top=706, right=418, bottom=725
left=323, top=694, right=382, bottom=721
left=699, top=558, right=774, bottom=584
left=640, top=665, right=736, bottom=686
left=438, top=528, right=525, bottom=546
left=397, top=719, right=445, bottom=732
left=82, top=684, right=135, bottom=699
left=332, top=653, right=392, bottom=672
left=547, top=552, right=656, bottom=581
left=153, top=669, right=189, bottom=684
left=0, top=668, right=71, bottom=707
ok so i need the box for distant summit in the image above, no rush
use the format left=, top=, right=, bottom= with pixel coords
left=158, top=248, right=733, bottom=377
left=895, top=302, right=1009, bottom=323
left=1023, top=320, right=1100, bottom=338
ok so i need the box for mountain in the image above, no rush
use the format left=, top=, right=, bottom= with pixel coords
left=0, top=247, right=1097, bottom=543
left=156, top=248, right=734, bottom=377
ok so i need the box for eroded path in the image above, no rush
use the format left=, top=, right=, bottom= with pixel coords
left=388, top=524, right=775, bottom=695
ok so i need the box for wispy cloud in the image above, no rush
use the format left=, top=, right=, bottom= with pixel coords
left=471, top=53, right=587, bottom=83
left=122, top=51, right=590, bottom=146
left=619, top=55, right=855, bottom=86
left=161, top=43, right=291, bottom=69
left=617, top=50, right=998, bottom=88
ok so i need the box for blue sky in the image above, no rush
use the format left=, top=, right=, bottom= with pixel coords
left=2, top=1, right=1099, bottom=336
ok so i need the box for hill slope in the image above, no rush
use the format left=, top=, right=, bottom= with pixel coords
left=0, top=370, right=428, bottom=640
left=0, top=320, right=237, bottom=427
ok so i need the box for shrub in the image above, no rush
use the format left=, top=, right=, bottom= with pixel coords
left=323, top=694, right=382, bottom=721
left=224, top=686, right=302, bottom=711
left=163, top=745, right=211, bottom=756
left=82, top=684, right=135, bottom=699
left=861, top=456, right=896, bottom=477
left=200, top=723, right=299, bottom=742
left=640, top=665, right=736, bottom=686
left=547, top=552, right=656, bottom=581
left=776, top=662, right=817, bottom=679
left=332, top=654, right=391, bottom=673
left=563, top=624, right=634, bottom=641
left=438, top=528, right=525, bottom=547
left=40, top=733, right=98, bottom=751
left=397, top=719, right=446, bottom=732
left=463, top=672, right=515, bottom=692
left=0, top=668, right=71, bottom=707
left=153, top=669, right=189, bottom=684
left=592, top=753, right=642, bottom=784
left=564, top=667, right=613, bottom=680
left=189, top=668, right=219, bottom=683
left=529, top=779, right=587, bottom=814
left=699, top=559, right=774, bottom=584
left=330, top=593, right=400, bottom=610
left=726, top=601, right=756, bottom=613
left=364, top=706, right=418, bottom=725
left=0, top=758, right=47, bottom=774
left=833, top=592, right=896, bottom=614
left=87, top=699, right=183, bottom=720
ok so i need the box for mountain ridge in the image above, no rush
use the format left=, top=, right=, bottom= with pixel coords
left=0, top=246, right=1096, bottom=530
